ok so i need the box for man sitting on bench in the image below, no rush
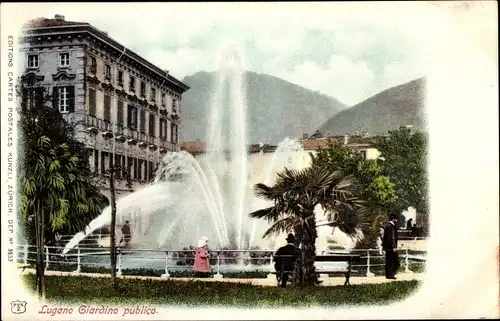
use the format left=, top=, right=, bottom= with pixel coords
left=274, top=233, right=300, bottom=287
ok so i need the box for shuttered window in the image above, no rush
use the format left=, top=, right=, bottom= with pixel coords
left=88, top=88, right=96, bottom=116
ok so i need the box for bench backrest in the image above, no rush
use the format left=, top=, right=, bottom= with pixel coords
left=314, top=255, right=361, bottom=263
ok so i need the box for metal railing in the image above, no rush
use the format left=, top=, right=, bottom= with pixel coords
left=15, top=243, right=426, bottom=279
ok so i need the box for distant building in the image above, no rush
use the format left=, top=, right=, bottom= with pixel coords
left=180, top=134, right=381, bottom=186
left=20, top=15, right=190, bottom=199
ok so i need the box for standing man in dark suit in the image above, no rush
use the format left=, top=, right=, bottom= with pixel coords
left=383, top=214, right=399, bottom=279
left=274, top=233, right=300, bottom=287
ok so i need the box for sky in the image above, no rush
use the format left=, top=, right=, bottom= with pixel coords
left=11, top=2, right=437, bottom=105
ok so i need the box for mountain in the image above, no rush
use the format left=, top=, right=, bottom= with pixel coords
left=180, top=71, right=347, bottom=144
left=316, top=77, right=426, bottom=136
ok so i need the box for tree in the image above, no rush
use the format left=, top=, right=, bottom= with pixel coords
left=375, top=127, right=429, bottom=234
left=18, top=80, right=108, bottom=299
left=104, top=163, right=132, bottom=288
left=310, top=141, right=397, bottom=248
left=249, top=167, right=366, bottom=286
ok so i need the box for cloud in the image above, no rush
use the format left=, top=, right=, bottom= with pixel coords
left=279, top=55, right=377, bottom=105
left=381, top=61, right=426, bottom=90
left=11, top=2, right=431, bottom=101
left=144, top=48, right=216, bottom=79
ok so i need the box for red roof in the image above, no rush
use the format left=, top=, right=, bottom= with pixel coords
left=23, top=17, right=89, bottom=29
left=181, top=141, right=205, bottom=154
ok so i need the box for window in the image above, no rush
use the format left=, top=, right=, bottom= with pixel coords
left=118, top=70, right=124, bottom=85
left=88, top=88, right=96, bottom=116
left=159, top=119, right=166, bottom=139
left=104, top=64, right=111, bottom=80
left=115, top=155, right=122, bottom=179
left=27, top=54, right=39, bottom=68
left=127, top=105, right=138, bottom=129
left=127, top=157, right=133, bottom=179
left=137, top=159, right=143, bottom=181
left=59, top=53, right=70, bottom=67
left=21, top=86, right=44, bottom=112
left=129, top=76, right=136, bottom=92
left=117, top=100, right=124, bottom=125
left=149, top=114, right=156, bottom=137
left=150, top=88, right=156, bottom=102
left=140, top=109, right=146, bottom=133
left=89, top=56, right=97, bottom=73
left=103, top=94, right=111, bottom=121
left=101, top=152, right=108, bottom=174
left=53, top=86, right=74, bottom=113
left=133, top=158, right=139, bottom=180
left=94, top=150, right=99, bottom=173
left=171, top=123, right=178, bottom=144
left=359, top=150, right=367, bottom=160
left=161, top=93, right=166, bottom=106
left=140, top=82, right=146, bottom=97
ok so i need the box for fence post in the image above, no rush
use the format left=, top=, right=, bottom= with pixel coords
left=23, top=244, right=28, bottom=264
left=366, top=250, right=375, bottom=277
left=266, top=252, right=275, bottom=279
left=117, top=248, right=123, bottom=276
left=75, top=246, right=81, bottom=273
left=214, top=251, right=222, bottom=279
left=404, top=248, right=412, bottom=273
left=161, top=251, right=170, bottom=278
left=45, top=246, right=49, bottom=271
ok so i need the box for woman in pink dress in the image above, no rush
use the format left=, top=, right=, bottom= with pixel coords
left=193, top=237, right=211, bottom=277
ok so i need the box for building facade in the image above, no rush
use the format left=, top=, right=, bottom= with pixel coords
left=180, top=135, right=381, bottom=187
left=20, top=15, right=190, bottom=198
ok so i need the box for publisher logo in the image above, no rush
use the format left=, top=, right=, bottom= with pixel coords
left=10, top=300, right=27, bottom=314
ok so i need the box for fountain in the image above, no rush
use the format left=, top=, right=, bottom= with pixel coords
left=62, top=46, right=355, bottom=260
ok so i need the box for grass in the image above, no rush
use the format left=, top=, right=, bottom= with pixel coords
left=22, top=274, right=421, bottom=308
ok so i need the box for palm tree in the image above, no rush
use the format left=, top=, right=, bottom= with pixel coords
left=19, top=85, right=107, bottom=299
left=249, top=167, right=366, bottom=286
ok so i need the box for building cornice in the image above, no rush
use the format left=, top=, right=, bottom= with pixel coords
left=21, top=24, right=190, bottom=94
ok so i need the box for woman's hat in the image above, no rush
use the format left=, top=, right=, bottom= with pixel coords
left=286, top=233, right=295, bottom=243
left=197, top=239, right=207, bottom=248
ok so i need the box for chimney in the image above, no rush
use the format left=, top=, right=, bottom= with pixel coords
left=302, top=133, right=309, bottom=139
left=344, top=134, right=349, bottom=145
left=54, top=14, right=65, bottom=21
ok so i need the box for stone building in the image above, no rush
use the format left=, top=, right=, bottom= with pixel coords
left=20, top=14, right=190, bottom=198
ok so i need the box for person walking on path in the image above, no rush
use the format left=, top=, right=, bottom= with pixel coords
left=383, top=214, right=400, bottom=279
left=194, top=237, right=212, bottom=277
left=119, top=221, right=132, bottom=247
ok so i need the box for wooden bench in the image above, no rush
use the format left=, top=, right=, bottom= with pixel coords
left=273, top=254, right=361, bottom=286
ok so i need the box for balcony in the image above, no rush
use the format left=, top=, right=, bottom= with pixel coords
left=115, top=124, right=126, bottom=143
left=138, top=132, right=148, bottom=148
left=85, top=115, right=99, bottom=134
left=148, top=135, right=157, bottom=150
left=88, top=65, right=97, bottom=75
left=126, top=128, right=138, bottom=145
left=101, top=120, right=113, bottom=139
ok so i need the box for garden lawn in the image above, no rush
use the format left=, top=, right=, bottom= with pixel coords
left=22, top=275, right=420, bottom=308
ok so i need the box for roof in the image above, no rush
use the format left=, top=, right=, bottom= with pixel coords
left=23, top=17, right=90, bottom=28
left=22, top=16, right=189, bottom=93
left=181, top=136, right=378, bottom=155
left=180, top=140, right=205, bottom=154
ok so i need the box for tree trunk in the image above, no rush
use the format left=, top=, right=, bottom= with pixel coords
left=109, top=168, right=117, bottom=287
left=292, top=225, right=304, bottom=284
left=301, top=222, right=317, bottom=286
left=35, top=199, right=46, bottom=300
